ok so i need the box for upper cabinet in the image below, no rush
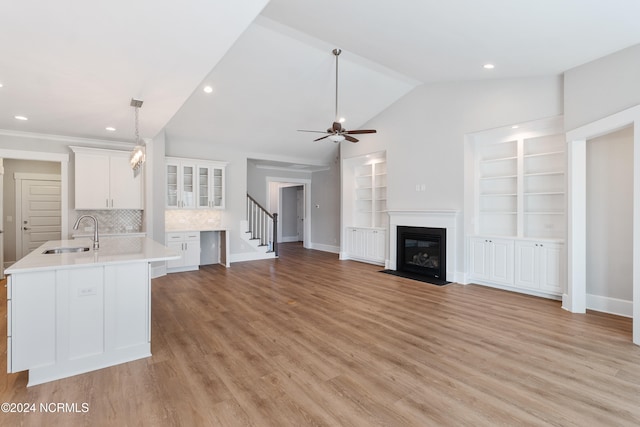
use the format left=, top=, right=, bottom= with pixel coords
left=72, top=146, right=143, bottom=210
left=166, top=157, right=227, bottom=210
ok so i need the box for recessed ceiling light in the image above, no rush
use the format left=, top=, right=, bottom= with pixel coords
left=203, top=86, right=213, bottom=94
left=483, top=64, right=495, bottom=69
left=0, top=83, right=4, bottom=88
left=512, top=125, right=519, bottom=129
left=14, top=115, right=28, bottom=121
left=105, top=126, right=116, bottom=131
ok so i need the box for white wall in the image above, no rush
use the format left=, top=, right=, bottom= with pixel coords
left=342, top=76, right=564, bottom=273
left=565, top=44, right=640, bottom=131
left=311, top=158, right=341, bottom=251
left=246, top=159, right=312, bottom=208
left=586, top=126, right=634, bottom=301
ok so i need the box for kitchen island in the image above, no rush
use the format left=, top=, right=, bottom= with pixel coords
left=5, top=237, right=179, bottom=386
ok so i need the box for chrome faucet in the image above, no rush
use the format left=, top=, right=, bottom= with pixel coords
left=73, top=215, right=100, bottom=250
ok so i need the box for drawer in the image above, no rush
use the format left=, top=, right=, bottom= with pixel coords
left=166, top=233, right=184, bottom=242
left=184, top=233, right=200, bottom=241
left=6, top=276, right=11, bottom=300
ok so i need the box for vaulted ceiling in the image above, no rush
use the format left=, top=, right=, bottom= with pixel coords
left=2, top=1, right=640, bottom=165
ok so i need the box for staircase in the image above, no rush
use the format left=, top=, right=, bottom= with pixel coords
left=241, top=194, right=278, bottom=260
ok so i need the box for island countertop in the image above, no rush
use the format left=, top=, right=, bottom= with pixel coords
left=5, top=236, right=180, bottom=274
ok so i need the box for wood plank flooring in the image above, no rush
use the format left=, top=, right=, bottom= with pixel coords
left=2, top=242, right=640, bottom=426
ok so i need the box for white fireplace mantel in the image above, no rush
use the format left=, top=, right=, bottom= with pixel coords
left=387, top=210, right=461, bottom=282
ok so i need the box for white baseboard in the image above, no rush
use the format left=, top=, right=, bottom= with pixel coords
left=586, top=294, right=632, bottom=318
left=281, top=236, right=300, bottom=243
left=230, top=251, right=276, bottom=263
left=309, top=243, right=340, bottom=254
left=151, top=265, right=166, bottom=279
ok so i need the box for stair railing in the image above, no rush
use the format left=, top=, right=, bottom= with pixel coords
left=246, top=194, right=278, bottom=256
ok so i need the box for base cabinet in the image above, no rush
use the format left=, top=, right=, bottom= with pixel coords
left=469, top=237, right=514, bottom=285
left=345, top=227, right=385, bottom=265
left=7, top=263, right=150, bottom=385
left=469, top=236, right=564, bottom=297
left=514, top=241, right=564, bottom=294
left=166, top=232, right=200, bottom=272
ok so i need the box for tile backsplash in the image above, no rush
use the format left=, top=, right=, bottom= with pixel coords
left=165, top=210, right=222, bottom=230
left=74, top=210, right=143, bottom=234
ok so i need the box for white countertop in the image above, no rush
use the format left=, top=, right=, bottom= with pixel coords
left=6, top=237, right=180, bottom=274
left=165, top=227, right=226, bottom=232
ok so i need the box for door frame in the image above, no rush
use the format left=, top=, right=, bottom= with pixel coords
left=266, top=177, right=311, bottom=249
left=0, top=149, right=68, bottom=269
left=565, top=104, right=640, bottom=345
left=15, top=173, right=62, bottom=258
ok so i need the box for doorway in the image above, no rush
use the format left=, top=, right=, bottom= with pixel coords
left=566, top=104, right=640, bottom=345
left=266, top=177, right=311, bottom=249
left=0, top=150, right=68, bottom=274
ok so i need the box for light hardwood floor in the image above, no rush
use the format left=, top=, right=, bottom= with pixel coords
left=2, top=243, right=640, bottom=426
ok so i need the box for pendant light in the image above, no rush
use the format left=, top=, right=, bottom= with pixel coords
left=130, top=98, right=145, bottom=176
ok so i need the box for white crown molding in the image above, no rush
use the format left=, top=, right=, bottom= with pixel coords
left=0, top=128, right=136, bottom=150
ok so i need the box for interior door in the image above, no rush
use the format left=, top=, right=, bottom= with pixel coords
left=20, top=179, right=62, bottom=258
left=296, top=187, right=304, bottom=241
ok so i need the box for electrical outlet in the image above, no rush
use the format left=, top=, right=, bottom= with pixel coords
left=78, top=286, right=97, bottom=297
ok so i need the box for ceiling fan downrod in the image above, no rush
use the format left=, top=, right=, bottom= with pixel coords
left=333, top=48, right=341, bottom=122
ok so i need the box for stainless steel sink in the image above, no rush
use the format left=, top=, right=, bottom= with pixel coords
left=42, top=246, right=91, bottom=254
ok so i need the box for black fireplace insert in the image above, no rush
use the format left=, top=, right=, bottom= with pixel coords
left=396, top=226, right=446, bottom=281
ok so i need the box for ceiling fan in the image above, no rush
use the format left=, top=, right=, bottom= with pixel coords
left=298, top=48, right=377, bottom=143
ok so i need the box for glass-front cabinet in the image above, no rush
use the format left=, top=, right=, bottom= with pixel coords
left=197, top=165, right=225, bottom=209
left=166, top=157, right=227, bottom=209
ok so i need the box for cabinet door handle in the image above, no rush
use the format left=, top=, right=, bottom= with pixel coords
left=106, top=199, right=109, bottom=208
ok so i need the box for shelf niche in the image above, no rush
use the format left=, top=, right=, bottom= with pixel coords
left=466, top=116, right=566, bottom=240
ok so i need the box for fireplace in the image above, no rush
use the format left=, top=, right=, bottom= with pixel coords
left=396, top=226, right=447, bottom=282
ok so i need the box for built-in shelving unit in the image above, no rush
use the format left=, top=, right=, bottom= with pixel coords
left=465, top=116, right=566, bottom=299
left=474, top=133, right=565, bottom=239
left=354, top=160, right=387, bottom=228
left=341, top=151, right=388, bottom=265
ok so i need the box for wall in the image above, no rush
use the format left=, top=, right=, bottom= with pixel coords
left=586, top=126, right=634, bottom=301
left=564, top=44, right=640, bottom=131
left=2, top=159, right=61, bottom=263
left=310, top=157, right=341, bottom=251
left=341, top=76, right=564, bottom=274
left=246, top=159, right=312, bottom=208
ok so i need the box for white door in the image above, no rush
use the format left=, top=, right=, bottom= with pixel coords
left=20, top=179, right=61, bottom=258
left=296, top=187, right=304, bottom=241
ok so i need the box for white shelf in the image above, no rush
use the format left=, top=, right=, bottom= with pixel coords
left=474, top=131, right=565, bottom=239
left=480, top=156, right=518, bottom=163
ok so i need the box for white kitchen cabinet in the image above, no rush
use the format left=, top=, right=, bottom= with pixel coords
left=345, top=227, right=385, bottom=265
left=515, top=240, right=564, bottom=294
left=166, top=231, right=200, bottom=272
left=7, top=262, right=151, bottom=385
left=166, top=159, right=196, bottom=209
left=166, top=157, right=227, bottom=210
left=72, top=146, right=143, bottom=209
left=197, top=164, right=226, bottom=209
left=468, top=237, right=514, bottom=286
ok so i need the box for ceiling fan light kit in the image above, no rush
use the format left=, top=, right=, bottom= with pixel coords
left=297, top=48, right=376, bottom=143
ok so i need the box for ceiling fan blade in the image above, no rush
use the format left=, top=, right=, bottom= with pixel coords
left=344, top=129, right=377, bottom=135
left=298, top=129, right=329, bottom=134
left=314, top=135, right=331, bottom=142
left=344, top=135, right=359, bottom=143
